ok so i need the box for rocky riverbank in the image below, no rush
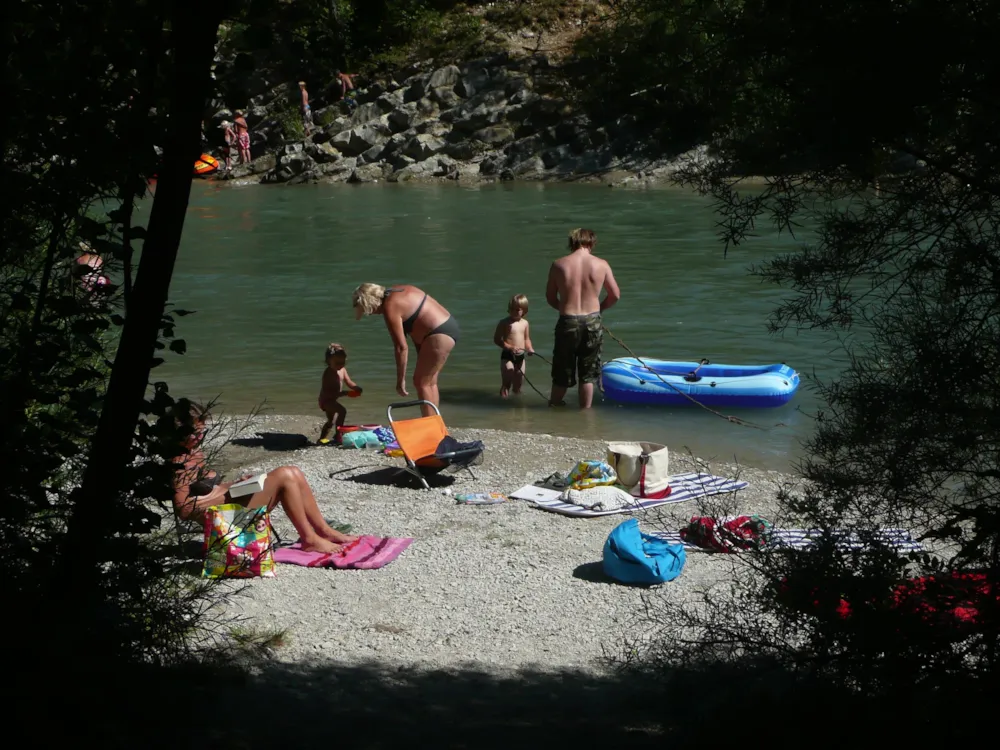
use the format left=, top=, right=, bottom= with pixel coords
left=205, top=52, right=710, bottom=187
left=210, top=415, right=798, bottom=671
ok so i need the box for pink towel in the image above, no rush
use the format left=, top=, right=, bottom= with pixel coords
left=273, top=536, right=413, bottom=569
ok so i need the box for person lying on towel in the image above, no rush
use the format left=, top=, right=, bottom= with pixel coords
left=171, top=399, right=357, bottom=554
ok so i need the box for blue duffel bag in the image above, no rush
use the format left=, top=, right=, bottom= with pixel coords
left=603, top=518, right=686, bottom=585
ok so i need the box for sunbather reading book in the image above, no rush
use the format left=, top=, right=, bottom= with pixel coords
left=172, top=400, right=357, bottom=554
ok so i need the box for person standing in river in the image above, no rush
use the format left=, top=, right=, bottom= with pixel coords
left=545, top=228, right=621, bottom=409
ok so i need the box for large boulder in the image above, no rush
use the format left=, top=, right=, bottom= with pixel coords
left=350, top=101, right=385, bottom=126
left=330, top=123, right=389, bottom=156
left=375, top=90, right=405, bottom=111
left=305, top=141, right=341, bottom=163
left=358, top=143, right=387, bottom=164
left=428, top=64, right=461, bottom=89
left=349, top=162, right=391, bottom=183
left=402, top=73, right=430, bottom=103
left=455, top=69, right=492, bottom=98
left=387, top=104, right=419, bottom=134
left=444, top=103, right=504, bottom=133
left=473, top=126, right=514, bottom=146
left=245, top=105, right=269, bottom=128
left=317, top=157, right=357, bottom=182
left=402, top=134, right=446, bottom=161
left=415, top=120, right=452, bottom=139
left=429, top=86, right=461, bottom=109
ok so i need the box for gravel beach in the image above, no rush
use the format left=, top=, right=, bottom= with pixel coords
left=209, top=413, right=800, bottom=675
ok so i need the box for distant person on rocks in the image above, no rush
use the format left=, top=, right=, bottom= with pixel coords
left=493, top=293, right=534, bottom=398
left=219, top=120, right=236, bottom=171
left=233, top=110, right=251, bottom=164
left=298, top=81, right=313, bottom=137
left=317, top=342, right=362, bottom=445
left=353, top=282, right=459, bottom=417
left=332, top=69, right=357, bottom=111
left=545, top=228, right=620, bottom=409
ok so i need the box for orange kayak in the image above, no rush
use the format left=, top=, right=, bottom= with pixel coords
left=193, top=153, right=219, bottom=177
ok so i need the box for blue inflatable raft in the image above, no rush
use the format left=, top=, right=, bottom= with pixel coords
left=601, top=357, right=799, bottom=408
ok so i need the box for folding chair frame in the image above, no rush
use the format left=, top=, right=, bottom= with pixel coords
left=387, top=400, right=480, bottom=490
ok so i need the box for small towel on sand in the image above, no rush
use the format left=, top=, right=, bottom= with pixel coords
left=273, top=536, right=414, bottom=569
left=560, top=486, right=634, bottom=512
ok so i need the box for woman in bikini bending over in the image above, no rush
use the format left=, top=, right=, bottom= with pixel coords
left=353, top=283, right=460, bottom=416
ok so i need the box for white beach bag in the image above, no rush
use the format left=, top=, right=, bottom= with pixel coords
left=606, top=441, right=671, bottom=499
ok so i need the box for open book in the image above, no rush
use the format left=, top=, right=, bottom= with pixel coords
left=228, top=473, right=268, bottom=499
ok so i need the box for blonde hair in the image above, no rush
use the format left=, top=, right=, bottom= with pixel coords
left=352, top=283, right=386, bottom=319
left=298, top=81, right=306, bottom=87
left=508, top=293, right=528, bottom=314
left=326, top=342, right=346, bottom=361
left=568, top=228, right=597, bottom=250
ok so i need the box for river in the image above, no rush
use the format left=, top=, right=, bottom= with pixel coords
left=162, top=180, right=840, bottom=471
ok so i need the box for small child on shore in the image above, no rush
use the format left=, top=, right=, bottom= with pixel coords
left=493, top=294, right=534, bottom=398
left=318, top=343, right=362, bottom=444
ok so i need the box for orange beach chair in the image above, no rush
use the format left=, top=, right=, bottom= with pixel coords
left=387, top=400, right=485, bottom=489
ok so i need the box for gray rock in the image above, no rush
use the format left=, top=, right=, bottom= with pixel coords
left=402, top=74, right=429, bottom=103
left=455, top=69, right=491, bottom=98
left=430, top=86, right=462, bottom=109
left=305, top=141, right=341, bottom=164
left=249, top=153, right=276, bottom=174
left=350, top=102, right=384, bottom=126
left=542, top=145, right=574, bottom=169
left=387, top=105, right=419, bottom=134
left=282, top=142, right=304, bottom=155
left=509, top=88, right=541, bottom=107
left=388, top=153, right=416, bottom=171
left=447, top=104, right=504, bottom=133
left=358, top=143, right=387, bottom=164
left=479, top=153, right=504, bottom=175
left=473, top=126, right=514, bottom=146
left=246, top=105, right=269, bottom=128
left=428, top=64, right=461, bottom=89
left=505, top=76, right=533, bottom=98
left=442, top=141, right=483, bottom=161
left=415, top=120, right=452, bottom=139
left=416, top=97, right=438, bottom=118
left=349, top=163, right=390, bottom=183
left=376, top=90, right=405, bottom=112
left=392, top=157, right=439, bottom=182
left=505, top=135, right=546, bottom=162
left=210, top=108, right=233, bottom=128
left=317, top=158, right=357, bottom=182
left=280, top=152, right=315, bottom=176
left=403, top=134, right=446, bottom=161
left=330, top=123, right=389, bottom=156
left=510, top=155, right=547, bottom=178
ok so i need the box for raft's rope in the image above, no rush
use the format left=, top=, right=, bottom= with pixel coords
left=601, top=324, right=771, bottom=430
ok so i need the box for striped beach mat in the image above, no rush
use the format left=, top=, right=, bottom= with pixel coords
left=650, top=527, right=923, bottom=552
left=521, top=472, right=749, bottom=518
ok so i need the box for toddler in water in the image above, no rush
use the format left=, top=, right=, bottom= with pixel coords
left=493, top=294, right=534, bottom=398
left=318, top=343, right=362, bottom=444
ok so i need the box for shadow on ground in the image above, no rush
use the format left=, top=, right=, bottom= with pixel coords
left=48, top=655, right=936, bottom=749
left=338, top=466, right=457, bottom=489
left=231, top=432, right=313, bottom=451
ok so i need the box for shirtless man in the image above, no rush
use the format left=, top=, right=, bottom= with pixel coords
left=233, top=110, right=251, bottom=164
left=545, top=228, right=621, bottom=408
left=298, top=81, right=312, bottom=137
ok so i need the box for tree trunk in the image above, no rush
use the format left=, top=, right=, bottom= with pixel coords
left=68, top=7, right=224, bottom=568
